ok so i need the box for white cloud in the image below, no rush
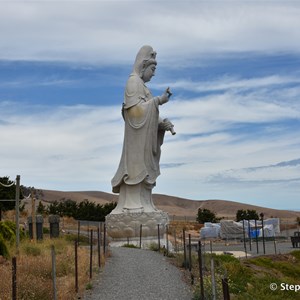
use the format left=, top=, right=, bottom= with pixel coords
left=153, top=75, right=300, bottom=93
left=1, top=2, right=300, bottom=63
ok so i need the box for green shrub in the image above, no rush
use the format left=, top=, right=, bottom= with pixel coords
left=0, top=220, right=16, bottom=242
left=64, top=233, right=90, bottom=245
left=122, top=243, right=139, bottom=248
left=23, top=244, right=42, bottom=256
left=0, top=234, right=9, bottom=257
left=290, top=250, right=300, bottom=260
left=149, top=242, right=159, bottom=251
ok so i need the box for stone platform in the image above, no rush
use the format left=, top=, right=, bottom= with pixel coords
left=106, top=210, right=169, bottom=239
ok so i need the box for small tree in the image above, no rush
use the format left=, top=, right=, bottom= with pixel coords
left=196, top=208, right=219, bottom=224
left=236, top=209, right=259, bottom=222
left=37, top=201, right=46, bottom=215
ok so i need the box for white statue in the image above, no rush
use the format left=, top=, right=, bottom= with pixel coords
left=107, top=45, right=174, bottom=238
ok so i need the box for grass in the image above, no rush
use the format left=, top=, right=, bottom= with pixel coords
left=0, top=235, right=106, bottom=300
left=122, top=243, right=139, bottom=248
left=168, top=249, right=300, bottom=300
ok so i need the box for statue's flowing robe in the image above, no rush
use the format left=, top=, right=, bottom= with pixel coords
left=111, top=73, right=165, bottom=212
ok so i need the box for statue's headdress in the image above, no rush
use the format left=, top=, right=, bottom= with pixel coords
left=133, top=45, right=157, bottom=78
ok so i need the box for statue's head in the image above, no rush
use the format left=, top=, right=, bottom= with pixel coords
left=133, top=45, right=157, bottom=82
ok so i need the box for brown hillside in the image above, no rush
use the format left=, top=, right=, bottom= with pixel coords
left=36, top=189, right=300, bottom=221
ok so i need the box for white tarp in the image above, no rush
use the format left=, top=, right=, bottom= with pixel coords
left=219, top=218, right=280, bottom=239
left=220, top=220, right=244, bottom=239
left=200, top=222, right=221, bottom=238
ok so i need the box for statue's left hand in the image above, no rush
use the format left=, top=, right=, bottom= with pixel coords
left=162, top=119, right=173, bottom=131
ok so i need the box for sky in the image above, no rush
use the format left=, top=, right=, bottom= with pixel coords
left=0, top=1, right=300, bottom=210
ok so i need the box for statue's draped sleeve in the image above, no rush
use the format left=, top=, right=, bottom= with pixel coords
left=111, top=74, right=165, bottom=193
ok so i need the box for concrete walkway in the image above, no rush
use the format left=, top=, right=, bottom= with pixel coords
left=84, top=247, right=193, bottom=300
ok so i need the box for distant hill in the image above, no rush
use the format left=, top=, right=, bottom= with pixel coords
left=32, top=189, right=300, bottom=221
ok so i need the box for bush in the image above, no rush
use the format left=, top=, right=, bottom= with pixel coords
left=0, top=234, right=9, bottom=257
left=23, top=244, right=42, bottom=256
left=0, top=220, right=16, bottom=242
left=122, top=243, right=139, bottom=248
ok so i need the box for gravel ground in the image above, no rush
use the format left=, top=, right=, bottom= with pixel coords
left=84, top=247, right=193, bottom=300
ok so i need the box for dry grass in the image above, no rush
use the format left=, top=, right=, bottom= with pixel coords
left=0, top=236, right=105, bottom=300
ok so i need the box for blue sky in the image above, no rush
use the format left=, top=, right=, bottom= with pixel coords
left=1, top=1, right=300, bottom=210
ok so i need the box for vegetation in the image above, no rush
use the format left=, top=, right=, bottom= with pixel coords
left=196, top=208, right=220, bottom=224
left=122, top=243, right=139, bottom=248
left=171, top=250, right=300, bottom=300
left=0, top=220, right=25, bottom=257
left=39, top=199, right=116, bottom=221
left=236, top=209, right=259, bottom=221
left=0, top=234, right=105, bottom=299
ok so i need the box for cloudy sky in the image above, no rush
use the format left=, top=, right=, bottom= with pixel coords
left=1, top=1, right=299, bottom=210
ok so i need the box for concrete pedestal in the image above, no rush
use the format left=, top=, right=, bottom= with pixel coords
left=106, top=210, right=169, bottom=239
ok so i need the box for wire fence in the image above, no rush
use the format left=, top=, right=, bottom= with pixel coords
left=0, top=221, right=108, bottom=300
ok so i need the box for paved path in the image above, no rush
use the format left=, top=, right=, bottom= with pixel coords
left=84, top=247, right=192, bottom=300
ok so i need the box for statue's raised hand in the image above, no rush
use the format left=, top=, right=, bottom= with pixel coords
left=159, top=87, right=172, bottom=105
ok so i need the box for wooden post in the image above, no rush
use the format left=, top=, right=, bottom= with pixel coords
left=90, top=230, right=93, bottom=279
left=77, top=221, right=80, bottom=245
left=183, top=229, right=187, bottom=269
left=31, top=189, right=36, bottom=241
left=139, top=224, right=142, bottom=249
left=188, top=234, right=192, bottom=272
left=74, top=241, right=78, bottom=293
left=222, top=276, right=230, bottom=300
left=174, top=228, right=177, bottom=253
left=97, top=227, right=101, bottom=268
left=51, top=245, right=57, bottom=300
left=166, top=225, right=169, bottom=256
left=103, top=223, right=106, bottom=255
left=273, top=232, right=277, bottom=255
left=12, top=256, right=17, bottom=300
left=211, top=258, right=216, bottom=300
left=15, top=175, right=20, bottom=252
left=157, top=224, right=161, bottom=252
left=198, top=241, right=204, bottom=300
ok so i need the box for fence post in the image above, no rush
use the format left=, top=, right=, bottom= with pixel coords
left=15, top=175, right=20, bottom=252
left=97, top=227, right=101, bottom=268
left=166, top=225, right=169, bottom=256
left=211, top=258, right=216, bottom=300
left=157, top=224, right=161, bottom=252
left=75, top=240, right=78, bottom=293
left=248, top=219, right=252, bottom=251
left=103, top=223, right=106, bottom=255
left=90, top=229, right=93, bottom=279
left=51, top=245, right=57, bottom=300
left=273, top=232, right=277, bottom=255
left=183, top=229, right=187, bottom=269
left=188, top=234, right=192, bottom=272
left=260, top=213, right=266, bottom=254
left=139, top=224, right=142, bottom=249
left=242, top=220, right=247, bottom=258
left=222, top=275, right=230, bottom=300
left=198, top=241, right=204, bottom=300
left=77, top=221, right=80, bottom=245
left=174, top=228, right=177, bottom=253
left=255, top=219, right=259, bottom=254
left=12, top=256, right=17, bottom=300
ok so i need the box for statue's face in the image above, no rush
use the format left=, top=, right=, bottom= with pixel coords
left=142, top=64, right=156, bottom=83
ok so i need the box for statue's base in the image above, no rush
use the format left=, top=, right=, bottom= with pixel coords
left=106, top=210, right=169, bottom=239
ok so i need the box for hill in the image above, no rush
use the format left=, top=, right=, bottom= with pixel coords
left=34, top=189, right=300, bottom=221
